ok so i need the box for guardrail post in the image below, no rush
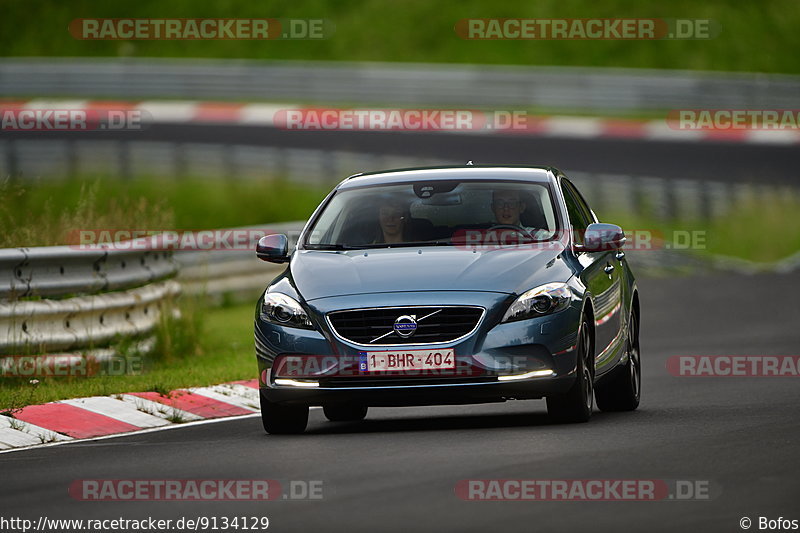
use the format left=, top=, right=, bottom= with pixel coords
left=118, top=141, right=131, bottom=180
left=66, top=140, right=78, bottom=179
left=587, top=174, right=605, bottom=216
left=173, top=142, right=187, bottom=179
left=630, top=175, right=646, bottom=219
left=276, top=147, right=288, bottom=179
left=698, top=180, right=712, bottom=221
left=5, top=139, right=19, bottom=179
left=663, top=178, right=677, bottom=221
left=223, top=144, right=237, bottom=180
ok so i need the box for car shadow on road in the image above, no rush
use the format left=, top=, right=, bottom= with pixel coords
left=303, top=408, right=643, bottom=435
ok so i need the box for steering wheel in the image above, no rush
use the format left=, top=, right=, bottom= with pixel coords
left=488, top=224, right=536, bottom=240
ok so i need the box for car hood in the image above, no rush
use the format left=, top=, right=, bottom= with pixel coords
left=291, top=245, right=572, bottom=301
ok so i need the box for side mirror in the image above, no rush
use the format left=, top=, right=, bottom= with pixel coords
left=256, top=234, right=289, bottom=263
left=580, top=223, right=626, bottom=252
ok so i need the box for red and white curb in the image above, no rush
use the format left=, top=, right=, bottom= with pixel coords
left=2, top=99, right=799, bottom=145
left=0, top=379, right=264, bottom=452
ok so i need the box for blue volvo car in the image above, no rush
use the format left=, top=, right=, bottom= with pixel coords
left=254, top=166, right=641, bottom=433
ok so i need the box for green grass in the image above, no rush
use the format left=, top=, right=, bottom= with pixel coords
left=599, top=188, right=800, bottom=264
left=1, top=0, right=799, bottom=74
left=0, top=301, right=259, bottom=410
left=0, top=176, right=329, bottom=248
left=3, top=173, right=799, bottom=259
left=696, top=191, right=800, bottom=262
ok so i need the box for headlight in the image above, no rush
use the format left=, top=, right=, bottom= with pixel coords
left=502, top=283, right=572, bottom=323
left=261, top=292, right=313, bottom=329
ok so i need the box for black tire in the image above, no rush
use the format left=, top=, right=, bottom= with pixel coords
left=596, top=310, right=641, bottom=412
left=323, top=404, right=368, bottom=422
left=546, top=318, right=593, bottom=423
left=260, top=393, right=308, bottom=434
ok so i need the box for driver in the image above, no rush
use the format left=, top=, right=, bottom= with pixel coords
left=491, top=190, right=527, bottom=226
left=489, top=189, right=552, bottom=243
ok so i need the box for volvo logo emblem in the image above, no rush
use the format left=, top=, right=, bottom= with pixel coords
left=393, top=315, right=418, bottom=337
left=368, top=309, right=442, bottom=344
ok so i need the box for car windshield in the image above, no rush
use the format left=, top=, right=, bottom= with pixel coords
left=304, top=179, right=559, bottom=249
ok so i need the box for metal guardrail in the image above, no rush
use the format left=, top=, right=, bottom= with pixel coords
left=0, top=237, right=179, bottom=358
left=0, top=223, right=303, bottom=357
left=0, top=220, right=298, bottom=361
left=0, top=280, right=179, bottom=353
left=175, top=223, right=303, bottom=303
left=1, top=58, right=798, bottom=112
left=0, top=244, right=176, bottom=300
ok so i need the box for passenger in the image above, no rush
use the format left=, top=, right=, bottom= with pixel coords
left=375, top=198, right=409, bottom=244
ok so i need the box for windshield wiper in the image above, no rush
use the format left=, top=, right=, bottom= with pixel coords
left=303, top=243, right=357, bottom=250
left=369, top=240, right=453, bottom=248
left=306, top=240, right=453, bottom=250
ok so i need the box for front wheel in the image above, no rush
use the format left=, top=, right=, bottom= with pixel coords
left=595, top=310, right=641, bottom=412
left=546, top=319, right=593, bottom=423
left=260, top=393, right=308, bottom=434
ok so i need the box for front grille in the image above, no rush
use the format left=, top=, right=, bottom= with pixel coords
left=326, top=306, right=484, bottom=345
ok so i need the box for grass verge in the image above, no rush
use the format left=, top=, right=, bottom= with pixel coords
left=1, top=0, right=798, bottom=74
left=0, top=175, right=329, bottom=248
left=4, top=173, right=797, bottom=262
left=0, top=299, right=259, bottom=411
left=600, top=188, right=800, bottom=263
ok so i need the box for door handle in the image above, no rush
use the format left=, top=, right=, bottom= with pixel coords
left=615, top=250, right=625, bottom=260
left=604, top=263, right=615, bottom=275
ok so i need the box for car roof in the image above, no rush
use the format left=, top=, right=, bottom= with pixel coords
left=338, top=165, right=558, bottom=189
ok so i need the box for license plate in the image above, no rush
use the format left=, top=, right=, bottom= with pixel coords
left=358, top=349, right=455, bottom=372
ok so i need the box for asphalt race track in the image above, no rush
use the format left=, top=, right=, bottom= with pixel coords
left=2, top=271, right=799, bottom=533
left=8, top=124, right=800, bottom=184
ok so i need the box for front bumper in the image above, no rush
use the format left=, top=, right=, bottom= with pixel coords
left=255, top=291, right=581, bottom=407
left=259, top=373, right=576, bottom=407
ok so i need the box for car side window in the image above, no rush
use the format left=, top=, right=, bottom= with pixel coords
left=561, top=180, right=591, bottom=244
left=564, top=179, right=596, bottom=225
